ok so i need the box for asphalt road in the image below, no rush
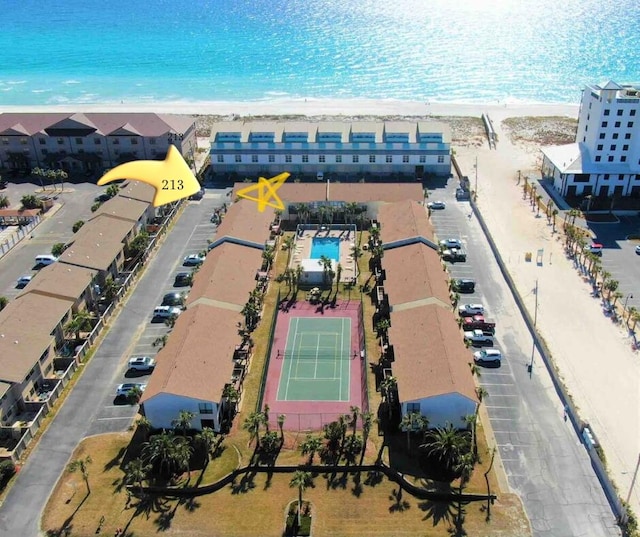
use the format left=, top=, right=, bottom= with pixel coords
left=0, top=189, right=229, bottom=537
left=428, top=186, right=621, bottom=537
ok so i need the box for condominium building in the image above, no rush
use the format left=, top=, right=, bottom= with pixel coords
left=209, top=120, right=451, bottom=179
left=542, top=81, right=640, bottom=198
left=0, top=113, right=196, bottom=174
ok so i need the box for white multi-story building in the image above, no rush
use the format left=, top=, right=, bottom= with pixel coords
left=0, top=113, right=196, bottom=175
left=209, top=120, right=451, bottom=179
left=542, top=81, right=640, bottom=199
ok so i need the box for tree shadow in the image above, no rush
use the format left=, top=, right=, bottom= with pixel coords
left=154, top=499, right=180, bottom=532
left=104, top=446, right=127, bottom=471
left=388, top=487, right=411, bottom=513
left=417, top=499, right=455, bottom=527
left=364, top=469, right=384, bottom=488
left=351, top=472, right=363, bottom=497
left=129, top=494, right=171, bottom=522
left=230, top=471, right=256, bottom=495
left=182, top=496, right=201, bottom=512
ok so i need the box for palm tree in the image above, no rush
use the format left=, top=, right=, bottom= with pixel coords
left=283, top=235, right=296, bottom=265
left=142, top=432, right=176, bottom=476
left=31, top=167, right=46, bottom=191
left=318, top=255, right=333, bottom=287
left=222, top=384, right=240, bottom=422
left=351, top=244, right=363, bottom=267
left=349, top=406, right=360, bottom=436
left=421, top=424, right=465, bottom=472
left=277, top=414, right=286, bottom=439
left=476, top=387, right=488, bottom=402
left=56, top=169, right=69, bottom=192
left=195, top=427, right=218, bottom=465
left=468, top=361, right=482, bottom=378
left=612, top=291, right=624, bottom=308
left=400, top=413, right=428, bottom=451
left=172, top=435, right=194, bottom=476
left=68, top=455, right=93, bottom=495
left=300, top=434, right=323, bottom=465
left=290, top=471, right=313, bottom=527
left=546, top=199, right=554, bottom=222
left=456, top=452, right=476, bottom=494
left=335, top=263, right=342, bottom=293
left=243, top=411, right=266, bottom=448
left=344, top=202, right=359, bottom=226
left=359, top=411, right=375, bottom=463
left=262, top=245, right=275, bottom=271
left=462, top=413, right=478, bottom=457
left=380, top=376, right=397, bottom=402
left=123, top=458, right=151, bottom=496
left=64, top=311, right=95, bottom=340
left=551, top=209, right=559, bottom=233
left=605, top=279, right=619, bottom=301
left=535, top=195, right=543, bottom=216
left=172, top=410, right=195, bottom=438
left=137, top=416, right=153, bottom=440
left=628, top=306, right=639, bottom=327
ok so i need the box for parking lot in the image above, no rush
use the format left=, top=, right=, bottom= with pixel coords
left=87, top=191, right=229, bottom=434
left=426, top=182, right=618, bottom=534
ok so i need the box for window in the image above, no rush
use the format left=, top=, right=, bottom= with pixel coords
left=631, top=110, right=637, bottom=116
left=406, top=403, right=420, bottom=414
left=608, top=156, right=614, bottom=162
left=352, top=155, right=359, bottom=163
left=131, top=137, right=138, bottom=145
left=625, top=133, right=631, bottom=139
left=217, top=155, right=224, bottom=163
left=150, top=138, right=156, bottom=145
left=94, top=138, right=101, bottom=145
left=621, top=156, right=627, bottom=162
left=402, top=155, right=409, bottom=163
left=42, top=149, right=48, bottom=155
left=419, top=155, right=426, bottom=163
left=595, top=156, right=601, bottom=162
left=599, top=133, right=606, bottom=139
left=0, top=138, right=7, bottom=145
left=617, top=109, right=624, bottom=116
left=615, top=121, right=621, bottom=128
left=604, top=109, right=610, bottom=116
left=585, top=125, right=588, bottom=132
left=302, top=155, right=309, bottom=163
left=619, top=174, right=624, bottom=180
left=251, top=154, right=258, bottom=163
left=602, top=122, right=608, bottom=128
left=604, top=174, right=610, bottom=180
left=39, top=138, right=46, bottom=145
left=597, top=144, right=603, bottom=150
left=386, top=155, right=392, bottom=163
left=285, top=155, right=292, bottom=163
left=57, top=137, right=64, bottom=145
left=628, top=122, right=634, bottom=128
left=235, top=154, right=241, bottom=162
left=587, top=114, right=590, bottom=120
left=268, top=154, right=275, bottom=163
left=437, top=155, right=445, bottom=163
left=318, top=155, right=325, bottom=163
left=610, top=145, right=616, bottom=151
left=369, top=154, right=375, bottom=163
left=75, top=137, right=83, bottom=144
left=198, top=403, right=214, bottom=414
left=112, top=138, right=119, bottom=145
left=613, top=133, right=619, bottom=139
left=624, top=145, right=629, bottom=151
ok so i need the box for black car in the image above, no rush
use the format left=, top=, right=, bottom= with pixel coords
left=189, top=188, right=205, bottom=200
left=452, top=278, right=475, bottom=293
left=173, top=272, right=192, bottom=287
left=162, top=292, right=185, bottom=306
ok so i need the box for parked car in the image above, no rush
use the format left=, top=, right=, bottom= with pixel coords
left=128, top=356, right=156, bottom=371
left=94, top=193, right=112, bottom=203
left=473, top=349, right=502, bottom=365
left=452, top=278, right=475, bottom=293
left=636, top=245, right=640, bottom=255
left=442, top=248, right=467, bottom=262
left=455, top=188, right=470, bottom=200
left=183, top=254, right=205, bottom=266
left=439, top=238, right=463, bottom=249
left=162, top=292, right=185, bottom=306
left=462, top=315, right=496, bottom=334
left=427, top=201, right=446, bottom=210
left=587, top=243, right=603, bottom=256
left=464, top=329, right=494, bottom=346
left=153, top=306, right=182, bottom=319
left=16, top=275, right=32, bottom=288
left=116, top=382, right=147, bottom=397
left=35, top=254, right=58, bottom=267
left=173, top=272, right=193, bottom=287
left=458, top=303, right=485, bottom=317
left=189, top=187, right=205, bottom=200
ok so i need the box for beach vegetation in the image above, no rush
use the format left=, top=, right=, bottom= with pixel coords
left=72, top=220, right=85, bottom=233
left=0, top=296, right=8, bottom=311
left=51, top=242, right=66, bottom=257
left=21, top=194, right=41, bottom=209
left=0, top=195, right=9, bottom=208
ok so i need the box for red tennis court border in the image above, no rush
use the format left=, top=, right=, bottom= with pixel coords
left=262, top=300, right=366, bottom=431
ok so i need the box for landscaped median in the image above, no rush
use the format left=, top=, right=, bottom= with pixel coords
left=42, top=424, right=530, bottom=537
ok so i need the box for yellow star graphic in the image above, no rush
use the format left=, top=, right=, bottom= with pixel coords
left=236, top=172, right=290, bottom=212
left=97, top=145, right=200, bottom=207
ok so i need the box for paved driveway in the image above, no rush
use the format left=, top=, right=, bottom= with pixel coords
left=427, top=183, right=620, bottom=537
left=0, top=190, right=227, bottom=536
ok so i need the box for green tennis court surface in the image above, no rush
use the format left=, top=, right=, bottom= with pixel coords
left=277, top=317, right=352, bottom=402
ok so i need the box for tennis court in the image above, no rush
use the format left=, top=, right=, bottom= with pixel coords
left=276, top=317, right=352, bottom=401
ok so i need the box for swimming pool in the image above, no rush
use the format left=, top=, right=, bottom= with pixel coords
left=310, top=237, right=340, bottom=261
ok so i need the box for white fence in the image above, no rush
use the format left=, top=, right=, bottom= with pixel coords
left=0, top=216, right=42, bottom=260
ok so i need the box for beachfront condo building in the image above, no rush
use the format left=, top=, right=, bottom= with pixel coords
left=209, top=120, right=451, bottom=180
left=0, top=113, right=196, bottom=175
left=542, top=81, right=640, bottom=200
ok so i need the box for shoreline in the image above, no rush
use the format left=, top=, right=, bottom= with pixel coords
left=0, top=98, right=580, bottom=121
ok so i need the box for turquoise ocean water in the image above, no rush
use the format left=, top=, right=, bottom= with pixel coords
left=0, top=0, right=639, bottom=106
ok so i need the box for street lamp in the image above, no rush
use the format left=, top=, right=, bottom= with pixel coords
left=474, top=156, right=478, bottom=197
left=528, top=279, right=539, bottom=377
left=624, top=293, right=634, bottom=311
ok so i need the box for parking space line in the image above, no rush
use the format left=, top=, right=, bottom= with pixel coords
left=96, top=416, right=134, bottom=421
left=479, top=382, right=515, bottom=386
left=484, top=405, right=513, bottom=409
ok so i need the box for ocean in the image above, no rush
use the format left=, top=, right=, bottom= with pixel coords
left=0, top=0, right=639, bottom=106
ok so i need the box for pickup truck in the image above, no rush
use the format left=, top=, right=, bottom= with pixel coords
left=464, top=329, right=494, bottom=346
left=462, top=315, right=495, bottom=334
left=458, top=303, right=484, bottom=317
left=441, top=247, right=467, bottom=262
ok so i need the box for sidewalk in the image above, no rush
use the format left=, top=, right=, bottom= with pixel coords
left=456, top=119, right=640, bottom=515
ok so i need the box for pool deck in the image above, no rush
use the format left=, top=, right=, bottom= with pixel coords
left=291, top=228, right=357, bottom=282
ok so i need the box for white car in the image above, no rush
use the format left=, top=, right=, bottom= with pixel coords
left=153, top=306, right=182, bottom=319
left=427, top=201, right=446, bottom=210
left=16, top=275, right=32, bottom=288
left=115, top=382, right=147, bottom=397
left=473, top=349, right=502, bottom=365
left=464, top=329, right=493, bottom=346
left=128, top=356, right=156, bottom=371
left=439, top=238, right=462, bottom=249
left=183, top=254, right=205, bottom=266
left=458, top=303, right=485, bottom=317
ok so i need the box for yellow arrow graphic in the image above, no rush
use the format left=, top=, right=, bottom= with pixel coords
left=97, top=145, right=200, bottom=207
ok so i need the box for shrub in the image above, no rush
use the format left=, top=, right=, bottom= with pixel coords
left=0, top=296, right=8, bottom=311
left=0, top=195, right=9, bottom=208
left=0, top=460, right=16, bottom=487
left=21, top=195, right=41, bottom=210
left=90, top=202, right=101, bottom=213
left=72, top=220, right=85, bottom=233
left=51, top=243, right=66, bottom=257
